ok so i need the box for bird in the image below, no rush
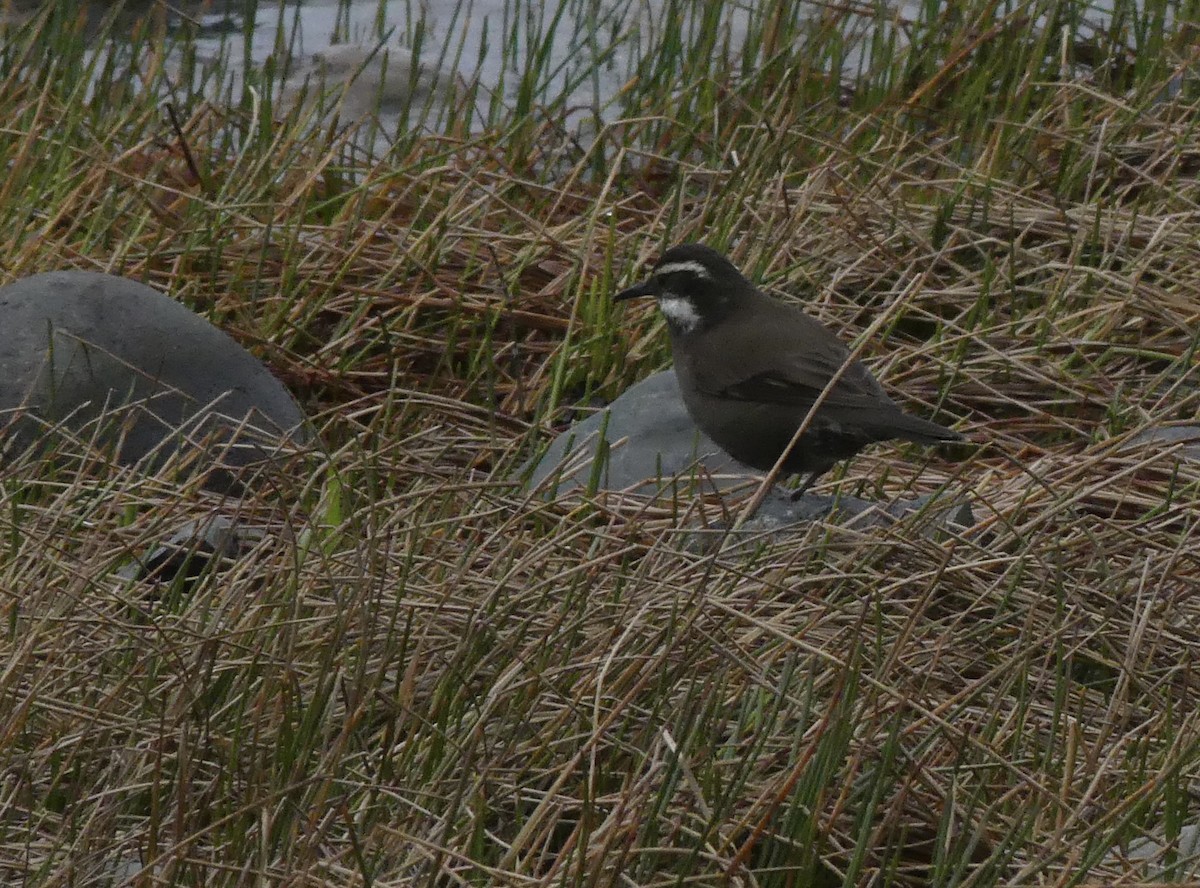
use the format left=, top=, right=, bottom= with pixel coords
left=614, top=243, right=963, bottom=498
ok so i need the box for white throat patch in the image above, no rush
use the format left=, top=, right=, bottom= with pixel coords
left=655, top=260, right=711, bottom=279
left=657, top=294, right=702, bottom=333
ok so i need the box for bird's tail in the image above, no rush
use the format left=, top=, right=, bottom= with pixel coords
left=887, top=411, right=963, bottom=445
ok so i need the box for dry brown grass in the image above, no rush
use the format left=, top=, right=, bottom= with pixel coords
left=3, top=2, right=1200, bottom=886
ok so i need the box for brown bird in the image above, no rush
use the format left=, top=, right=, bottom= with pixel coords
left=614, top=244, right=962, bottom=496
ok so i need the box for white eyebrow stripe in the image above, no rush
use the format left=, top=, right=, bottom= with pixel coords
left=655, top=260, right=710, bottom=279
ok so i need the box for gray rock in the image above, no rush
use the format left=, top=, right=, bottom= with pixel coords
left=116, top=515, right=266, bottom=586
left=525, top=370, right=761, bottom=497
left=96, top=853, right=150, bottom=888
left=521, top=369, right=970, bottom=531
left=0, top=270, right=310, bottom=491
left=1125, top=425, right=1200, bottom=461
left=1105, top=822, right=1200, bottom=880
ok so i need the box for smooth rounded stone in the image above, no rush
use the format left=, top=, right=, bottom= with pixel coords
left=115, top=515, right=266, bottom=586
left=0, top=270, right=310, bottom=491
left=1105, top=821, right=1200, bottom=879
left=1124, top=425, right=1200, bottom=461
left=521, top=369, right=971, bottom=530
left=524, top=369, right=767, bottom=496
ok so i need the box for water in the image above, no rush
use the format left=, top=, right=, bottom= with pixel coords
left=2, top=0, right=1153, bottom=145
left=184, top=0, right=755, bottom=135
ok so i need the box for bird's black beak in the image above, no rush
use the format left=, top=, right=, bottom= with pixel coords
left=614, top=280, right=656, bottom=302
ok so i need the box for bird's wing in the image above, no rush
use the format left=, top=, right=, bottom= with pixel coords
left=688, top=306, right=890, bottom=411
left=716, top=364, right=885, bottom=410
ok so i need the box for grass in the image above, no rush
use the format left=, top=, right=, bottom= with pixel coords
left=2, top=0, right=1200, bottom=884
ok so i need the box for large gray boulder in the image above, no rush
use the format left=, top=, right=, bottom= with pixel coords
left=522, top=369, right=970, bottom=531
left=525, top=369, right=758, bottom=499
left=0, top=270, right=310, bottom=491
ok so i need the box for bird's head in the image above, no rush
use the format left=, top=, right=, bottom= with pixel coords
left=614, top=243, right=747, bottom=336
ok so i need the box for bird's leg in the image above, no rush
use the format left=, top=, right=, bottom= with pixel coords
left=788, top=471, right=822, bottom=501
